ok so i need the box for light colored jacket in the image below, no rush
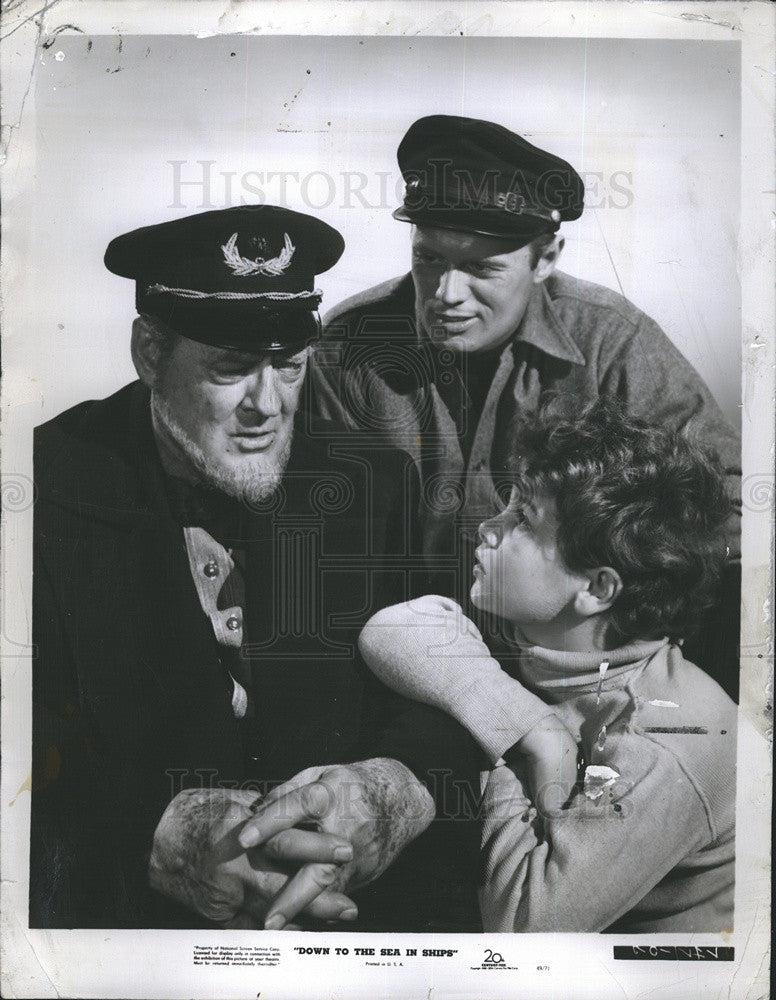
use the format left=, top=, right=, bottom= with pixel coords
left=359, top=596, right=736, bottom=933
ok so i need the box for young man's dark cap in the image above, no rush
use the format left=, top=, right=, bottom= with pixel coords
left=393, top=115, right=584, bottom=243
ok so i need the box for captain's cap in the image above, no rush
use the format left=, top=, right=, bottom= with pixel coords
left=393, top=115, right=584, bottom=242
left=104, top=206, right=345, bottom=352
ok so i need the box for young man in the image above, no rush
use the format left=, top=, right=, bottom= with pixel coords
left=359, top=398, right=736, bottom=932
left=312, top=114, right=741, bottom=696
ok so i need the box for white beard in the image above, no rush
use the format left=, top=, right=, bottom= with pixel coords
left=151, top=391, right=292, bottom=505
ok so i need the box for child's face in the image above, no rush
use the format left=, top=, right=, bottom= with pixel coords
left=471, top=487, right=589, bottom=629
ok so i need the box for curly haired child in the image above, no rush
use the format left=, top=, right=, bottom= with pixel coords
left=359, top=397, right=736, bottom=933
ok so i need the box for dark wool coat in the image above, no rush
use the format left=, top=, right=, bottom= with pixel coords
left=31, top=381, right=483, bottom=931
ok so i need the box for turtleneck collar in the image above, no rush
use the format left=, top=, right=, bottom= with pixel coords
left=508, top=626, right=670, bottom=701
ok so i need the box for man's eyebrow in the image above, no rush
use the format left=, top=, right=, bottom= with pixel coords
left=413, top=245, right=504, bottom=267
left=210, top=350, right=257, bottom=365
left=274, top=349, right=307, bottom=364
left=471, top=257, right=506, bottom=268
left=456, top=251, right=508, bottom=268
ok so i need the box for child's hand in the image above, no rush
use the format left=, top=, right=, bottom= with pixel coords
left=516, top=715, right=579, bottom=816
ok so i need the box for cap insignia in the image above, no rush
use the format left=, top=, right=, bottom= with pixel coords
left=221, top=232, right=295, bottom=277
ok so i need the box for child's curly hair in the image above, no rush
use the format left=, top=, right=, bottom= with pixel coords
left=505, top=396, right=733, bottom=643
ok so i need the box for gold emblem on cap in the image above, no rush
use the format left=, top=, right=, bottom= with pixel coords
left=222, top=232, right=295, bottom=277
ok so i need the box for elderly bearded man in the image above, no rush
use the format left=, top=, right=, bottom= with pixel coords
left=31, top=206, right=483, bottom=933
left=311, top=116, right=741, bottom=695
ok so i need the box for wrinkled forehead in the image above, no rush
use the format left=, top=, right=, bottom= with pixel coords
left=411, top=224, right=527, bottom=263
left=182, top=337, right=308, bottom=367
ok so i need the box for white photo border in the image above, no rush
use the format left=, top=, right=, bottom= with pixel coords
left=1, top=3, right=772, bottom=998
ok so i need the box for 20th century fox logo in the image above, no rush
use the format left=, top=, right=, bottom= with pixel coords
left=469, top=948, right=520, bottom=972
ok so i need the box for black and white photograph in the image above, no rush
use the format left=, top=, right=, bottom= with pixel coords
left=1, top=2, right=772, bottom=998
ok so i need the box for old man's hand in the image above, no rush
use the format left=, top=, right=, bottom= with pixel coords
left=149, top=787, right=359, bottom=928
left=237, top=758, right=435, bottom=930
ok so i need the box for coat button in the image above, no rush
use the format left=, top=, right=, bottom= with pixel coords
left=204, top=561, right=220, bottom=578
left=226, top=615, right=242, bottom=631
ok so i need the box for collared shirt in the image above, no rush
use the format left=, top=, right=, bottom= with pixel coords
left=313, top=269, right=741, bottom=571
left=165, top=477, right=253, bottom=718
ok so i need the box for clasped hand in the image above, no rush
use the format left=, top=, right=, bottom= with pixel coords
left=149, top=759, right=434, bottom=930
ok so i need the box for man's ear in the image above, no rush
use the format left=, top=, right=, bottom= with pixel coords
left=533, top=235, right=564, bottom=284
left=131, top=315, right=165, bottom=389
left=573, top=566, right=623, bottom=617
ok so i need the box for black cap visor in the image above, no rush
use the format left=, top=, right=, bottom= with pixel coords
left=139, top=291, right=321, bottom=353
